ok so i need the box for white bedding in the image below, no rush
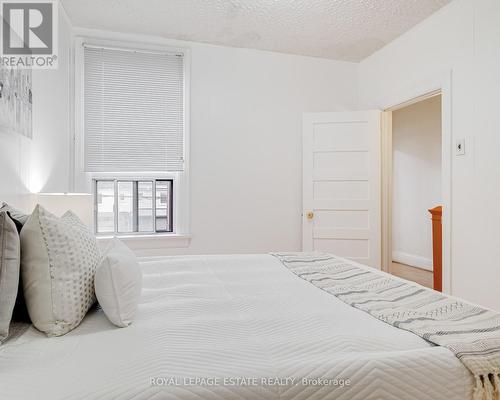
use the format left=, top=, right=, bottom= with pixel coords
left=0, top=254, right=474, bottom=400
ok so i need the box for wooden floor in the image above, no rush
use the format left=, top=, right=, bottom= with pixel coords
left=389, top=262, right=433, bottom=289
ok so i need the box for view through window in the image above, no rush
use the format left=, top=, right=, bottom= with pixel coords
left=95, top=179, right=173, bottom=235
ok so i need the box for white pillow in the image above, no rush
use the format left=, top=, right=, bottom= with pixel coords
left=95, top=239, right=142, bottom=327
left=0, top=211, right=20, bottom=342
left=20, top=205, right=100, bottom=336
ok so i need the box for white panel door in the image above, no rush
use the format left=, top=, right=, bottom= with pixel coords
left=303, top=111, right=381, bottom=268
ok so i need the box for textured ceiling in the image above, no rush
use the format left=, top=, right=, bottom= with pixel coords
left=61, top=0, right=451, bottom=62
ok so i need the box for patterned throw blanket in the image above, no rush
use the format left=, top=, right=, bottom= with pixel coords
left=272, top=252, right=500, bottom=400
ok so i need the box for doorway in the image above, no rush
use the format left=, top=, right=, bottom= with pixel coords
left=381, top=91, right=448, bottom=291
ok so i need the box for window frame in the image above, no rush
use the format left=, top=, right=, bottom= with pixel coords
left=73, top=36, right=191, bottom=238
left=93, top=178, right=174, bottom=236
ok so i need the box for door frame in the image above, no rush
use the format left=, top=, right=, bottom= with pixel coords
left=380, top=71, right=452, bottom=294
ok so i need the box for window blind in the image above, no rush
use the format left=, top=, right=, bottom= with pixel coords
left=84, top=45, right=185, bottom=172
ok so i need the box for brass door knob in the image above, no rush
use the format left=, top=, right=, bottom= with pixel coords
left=306, top=211, right=314, bottom=220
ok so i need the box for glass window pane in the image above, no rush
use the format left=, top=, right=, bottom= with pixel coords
left=117, top=181, right=134, bottom=233
left=96, top=181, right=115, bottom=233
left=155, top=180, right=172, bottom=232
left=138, top=181, right=153, bottom=232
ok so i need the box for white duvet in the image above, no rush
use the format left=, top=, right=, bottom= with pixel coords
left=0, top=254, right=473, bottom=400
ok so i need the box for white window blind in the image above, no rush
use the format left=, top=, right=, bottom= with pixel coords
left=84, top=45, right=185, bottom=172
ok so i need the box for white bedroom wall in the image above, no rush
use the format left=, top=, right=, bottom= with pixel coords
left=0, top=126, right=31, bottom=208
left=30, top=5, right=74, bottom=195
left=0, top=3, right=73, bottom=211
left=187, top=43, right=358, bottom=254
left=68, top=28, right=359, bottom=255
left=359, top=0, right=500, bottom=310
left=392, top=96, right=442, bottom=270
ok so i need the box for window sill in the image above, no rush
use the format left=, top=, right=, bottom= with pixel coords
left=97, top=233, right=191, bottom=250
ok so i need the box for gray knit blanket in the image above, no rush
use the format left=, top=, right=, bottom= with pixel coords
left=272, top=252, right=500, bottom=400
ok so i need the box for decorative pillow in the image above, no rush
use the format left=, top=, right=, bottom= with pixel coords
left=95, top=239, right=142, bottom=327
left=0, top=203, right=29, bottom=227
left=0, top=205, right=30, bottom=323
left=0, top=212, right=21, bottom=342
left=20, top=205, right=101, bottom=336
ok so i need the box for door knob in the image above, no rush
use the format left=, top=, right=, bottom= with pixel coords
left=306, top=211, right=314, bottom=220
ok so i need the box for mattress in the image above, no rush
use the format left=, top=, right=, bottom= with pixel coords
left=0, top=254, right=474, bottom=400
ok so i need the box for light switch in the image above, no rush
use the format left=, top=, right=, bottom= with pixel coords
left=456, top=138, right=465, bottom=156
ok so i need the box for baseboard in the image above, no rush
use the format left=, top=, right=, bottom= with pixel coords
left=392, top=251, right=433, bottom=271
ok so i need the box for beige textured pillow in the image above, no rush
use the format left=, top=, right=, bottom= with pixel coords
left=20, top=205, right=101, bottom=336
left=95, top=239, right=142, bottom=327
left=0, top=211, right=21, bottom=342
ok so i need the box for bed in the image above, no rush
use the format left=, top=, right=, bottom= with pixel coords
left=0, top=254, right=474, bottom=400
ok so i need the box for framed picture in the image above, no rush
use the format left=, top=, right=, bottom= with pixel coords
left=0, top=67, right=32, bottom=139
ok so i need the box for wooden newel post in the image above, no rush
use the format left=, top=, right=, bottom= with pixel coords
left=428, top=206, right=442, bottom=292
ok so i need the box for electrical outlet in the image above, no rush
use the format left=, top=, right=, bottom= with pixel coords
left=456, top=138, right=465, bottom=156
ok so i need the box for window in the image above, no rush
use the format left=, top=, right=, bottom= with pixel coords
left=76, top=38, right=190, bottom=238
left=95, top=179, right=173, bottom=235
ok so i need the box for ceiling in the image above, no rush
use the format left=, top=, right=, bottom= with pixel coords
left=61, top=0, right=451, bottom=62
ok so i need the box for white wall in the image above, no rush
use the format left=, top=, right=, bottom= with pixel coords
left=0, top=128, right=31, bottom=208
left=3, top=17, right=358, bottom=256
left=392, top=96, right=442, bottom=270
left=30, top=7, right=74, bottom=194
left=188, top=43, right=357, bottom=254
left=359, top=0, right=500, bottom=310
left=69, top=28, right=359, bottom=255
left=0, top=4, right=73, bottom=211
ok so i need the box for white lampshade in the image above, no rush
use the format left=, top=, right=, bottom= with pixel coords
left=35, top=193, right=93, bottom=228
